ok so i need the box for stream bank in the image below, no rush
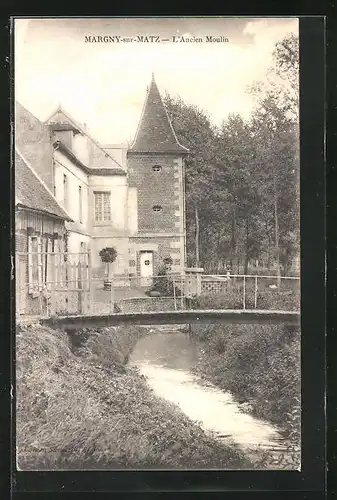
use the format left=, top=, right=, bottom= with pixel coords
left=16, top=323, right=252, bottom=470
left=129, top=328, right=299, bottom=469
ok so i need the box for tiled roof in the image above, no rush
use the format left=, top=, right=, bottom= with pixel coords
left=15, top=101, right=55, bottom=192
left=15, top=149, right=72, bottom=221
left=129, top=75, right=189, bottom=154
left=54, top=140, right=126, bottom=176
left=46, top=107, right=125, bottom=170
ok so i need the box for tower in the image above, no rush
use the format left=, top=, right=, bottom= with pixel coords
left=127, top=74, right=189, bottom=282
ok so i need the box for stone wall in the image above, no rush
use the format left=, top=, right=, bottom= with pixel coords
left=118, top=297, right=185, bottom=313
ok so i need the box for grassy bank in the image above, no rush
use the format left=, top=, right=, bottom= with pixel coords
left=191, top=322, right=301, bottom=447
left=191, top=286, right=300, bottom=311
left=16, top=323, right=251, bottom=470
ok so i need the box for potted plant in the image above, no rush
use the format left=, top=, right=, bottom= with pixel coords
left=99, top=247, right=118, bottom=290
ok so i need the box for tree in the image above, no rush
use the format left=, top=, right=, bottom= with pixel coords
left=163, top=94, right=218, bottom=268
left=161, top=33, right=300, bottom=278
left=99, top=247, right=118, bottom=285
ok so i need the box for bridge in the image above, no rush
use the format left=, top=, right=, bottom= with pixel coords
left=41, top=309, right=300, bottom=331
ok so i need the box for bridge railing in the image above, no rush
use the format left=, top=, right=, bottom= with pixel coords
left=16, top=270, right=300, bottom=318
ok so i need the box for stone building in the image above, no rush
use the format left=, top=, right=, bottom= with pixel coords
left=15, top=75, right=188, bottom=287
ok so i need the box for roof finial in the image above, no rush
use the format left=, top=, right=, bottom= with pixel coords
left=151, top=72, right=155, bottom=82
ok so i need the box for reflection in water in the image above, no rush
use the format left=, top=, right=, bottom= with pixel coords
left=130, top=330, right=285, bottom=452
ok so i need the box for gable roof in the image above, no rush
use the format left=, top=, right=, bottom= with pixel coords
left=15, top=101, right=55, bottom=192
left=54, top=139, right=127, bottom=176
left=15, top=148, right=72, bottom=221
left=129, top=74, right=189, bottom=154
left=45, top=107, right=125, bottom=170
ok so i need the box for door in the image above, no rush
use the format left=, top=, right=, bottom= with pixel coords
left=140, top=252, right=153, bottom=286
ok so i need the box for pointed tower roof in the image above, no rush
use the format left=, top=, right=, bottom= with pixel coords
left=129, top=75, right=189, bottom=154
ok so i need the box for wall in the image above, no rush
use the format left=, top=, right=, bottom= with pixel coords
left=89, top=174, right=128, bottom=235
left=53, top=149, right=89, bottom=229
left=127, top=152, right=186, bottom=274
left=15, top=209, right=67, bottom=316
left=119, top=297, right=185, bottom=313
left=103, top=145, right=128, bottom=169
left=72, top=133, right=90, bottom=165
left=127, top=187, right=138, bottom=234
left=129, top=236, right=185, bottom=275
left=127, top=153, right=182, bottom=233
left=67, top=232, right=91, bottom=258
left=91, top=236, right=129, bottom=278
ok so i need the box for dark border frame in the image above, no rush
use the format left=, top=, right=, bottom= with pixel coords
left=3, top=14, right=326, bottom=499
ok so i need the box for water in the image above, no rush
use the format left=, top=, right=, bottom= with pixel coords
left=129, top=329, right=288, bottom=458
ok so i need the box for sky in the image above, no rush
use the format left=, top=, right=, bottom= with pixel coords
left=14, top=17, right=298, bottom=145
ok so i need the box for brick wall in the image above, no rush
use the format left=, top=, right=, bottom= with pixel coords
left=129, top=236, right=184, bottom=275
left=127, top=153, right=181, bottom=233
left=201, top=280, right=230, bottom=294
left=119, top=297, right=184, bottom=313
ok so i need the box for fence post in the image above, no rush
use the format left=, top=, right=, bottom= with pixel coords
left=173, top=277, right=177, bottom=310
left=88, top=248, right=92, bottom=315
left=180, top=274, right=184, bottom=310
left=243, top=275, right=246, bottom=310
left=254, top=275, right=258, bottom=309
left=110, top=273, right=115, bottom=314
left=77, top=261, right=83, bottom=314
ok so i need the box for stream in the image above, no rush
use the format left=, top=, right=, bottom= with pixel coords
left=129, top=327, right=293, bottom=466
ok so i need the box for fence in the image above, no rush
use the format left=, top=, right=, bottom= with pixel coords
left=199, top=274, right=300, bottom=311
left=15, top=250, right=300, bottom=318
left=15, top=251, right=90, bottom=318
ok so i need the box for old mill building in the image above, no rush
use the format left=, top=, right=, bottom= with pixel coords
left=15, top=75, right=189, bottom=293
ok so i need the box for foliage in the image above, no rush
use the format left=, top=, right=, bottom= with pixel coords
left=191, top=321, right=301, bottom=462
left=16, top=324, right=251, bottom=470
left=99, top=247, right=118, bottom=264
left=191, top=287, right=300, bottom=312
left=163, top=34, right=300, bottom=276
left=147, top=260, right=182, bottom=297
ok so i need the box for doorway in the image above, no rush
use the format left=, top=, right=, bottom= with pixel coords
left=139, top=251, right=154, bottom=286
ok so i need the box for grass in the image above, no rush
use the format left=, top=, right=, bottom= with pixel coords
left=191, top=284, right=300, bottom=311
left=191, top=322, right=301, bottom=451
left=16, top=323, right=251, bottom=470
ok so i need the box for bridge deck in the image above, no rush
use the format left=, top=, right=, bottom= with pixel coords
left=41, top=309, right=300, bottom=331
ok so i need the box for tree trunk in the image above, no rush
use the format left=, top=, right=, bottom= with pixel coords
left=244, top=218, right=249, bottom=275
left=231, top=207, right=236, bottom=261
left=266, top=218, right=271, bottom=273
left=273, top=167, right=281, bottom=288
left=195, top=206, right=200, bottom=267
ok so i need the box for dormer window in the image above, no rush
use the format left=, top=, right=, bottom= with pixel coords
left=153, top=205, right=162, bottom=212
left=152, top=165, right=162, bottom=172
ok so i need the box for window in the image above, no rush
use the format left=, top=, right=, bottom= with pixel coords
left=152, top=165, right=162, bottom=172
left=79, top=185, right=83, bottom=223
left=63, top=174, right=68, bottom=210
left=94, top=191, right=111, bottom=222
left=152, top=205, right=162, bottom=212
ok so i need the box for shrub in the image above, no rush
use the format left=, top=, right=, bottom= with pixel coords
left=16, top=323, right=251, bottom=470
left=192, top=322, right=301, bottom=437
left=191, top=287, right=299, bottom=311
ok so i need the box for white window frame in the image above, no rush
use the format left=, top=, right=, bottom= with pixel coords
left=94, top=191, right=111, bottom=223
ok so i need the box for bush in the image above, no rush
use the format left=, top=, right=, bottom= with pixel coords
left=192, top=323, right=301, bottom=436
left=16, top=323, right=251, bottom=470
left=191, top=287, right=300, bottom=311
